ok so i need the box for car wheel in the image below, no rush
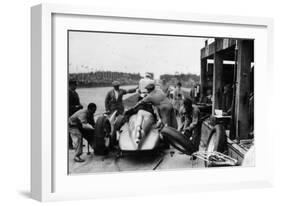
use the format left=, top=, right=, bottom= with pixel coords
left=160, top=126, right=195, bottom=155
left=94, top=115, right=111, bottom=155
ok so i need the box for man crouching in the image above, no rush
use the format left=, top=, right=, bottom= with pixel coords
left=69, top=103, right=96, bottom=162
left=179, top=98, right=201, bottom=152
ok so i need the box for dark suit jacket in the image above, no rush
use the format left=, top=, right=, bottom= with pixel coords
left=69, top=89, right=81, bottom=116
left=105, top=88, right=136, bottom=115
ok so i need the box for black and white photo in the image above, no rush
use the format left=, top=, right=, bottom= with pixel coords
left=67, top=31, right=255, bottom=174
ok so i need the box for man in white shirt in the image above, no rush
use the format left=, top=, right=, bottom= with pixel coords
left=69, top=103, right=96, bottom=162
left=138, top=72, right=155, bottom=98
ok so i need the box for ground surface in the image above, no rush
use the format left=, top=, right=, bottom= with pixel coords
left=68, top=144, right=205, bottom=174
left=69, top=86, right=201, bottom=174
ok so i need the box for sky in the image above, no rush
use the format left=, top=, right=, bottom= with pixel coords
left=69, top=31, right=207, bottom=78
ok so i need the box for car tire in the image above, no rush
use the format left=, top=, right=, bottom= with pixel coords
left=94, top=115, right=111, bottom=155
left=160, top=126, right=195, bottom=155
left=109, top=115, right=124, bottom=149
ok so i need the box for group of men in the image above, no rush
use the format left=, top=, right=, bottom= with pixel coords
left=68, top=73, right=201, bottom=162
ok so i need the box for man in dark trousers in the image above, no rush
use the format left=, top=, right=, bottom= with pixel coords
left=105, top=81, right=137, bottom=116
left=179, top=98, right=201, bottom=152
left=69, top=80, right=83, bottom=149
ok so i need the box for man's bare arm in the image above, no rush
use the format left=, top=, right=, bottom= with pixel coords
left=104, top=92, right=110, bottom=112
left=125, top=87, right=138, bottom=94
left=188, top=108, right=199, bottom=130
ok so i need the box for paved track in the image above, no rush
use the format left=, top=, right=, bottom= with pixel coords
left=69, top=86, right=204, bottom=174
left=68, top=144, right=205, bottom=174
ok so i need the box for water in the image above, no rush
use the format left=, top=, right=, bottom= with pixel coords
left=76, top=85, right=191, bottom=116
left=76, top=85, right=137, bottom=115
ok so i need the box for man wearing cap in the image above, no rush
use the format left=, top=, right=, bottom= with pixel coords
left=105, top=81, right=137, bottom=115
left=138, top=72, right=155, bottom=98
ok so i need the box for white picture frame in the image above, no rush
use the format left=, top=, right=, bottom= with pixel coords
left=31, top=3, right=274, bottom=202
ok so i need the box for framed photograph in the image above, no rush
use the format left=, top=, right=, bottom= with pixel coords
left=31, top=3, right=274, bottom=201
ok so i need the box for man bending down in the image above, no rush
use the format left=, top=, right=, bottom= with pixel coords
left=69, top=103, right=96, bottom=162
left=137, top=83, right=178, bottom=129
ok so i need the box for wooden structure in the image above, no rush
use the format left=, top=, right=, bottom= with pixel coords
left=200, top=38, right=254, bottom=140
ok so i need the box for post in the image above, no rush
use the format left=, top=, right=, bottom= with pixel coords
left=200, top=58, right=207, bottom=100
left=229, top=41, right=238, bottom=140
left=235, top=40, right=252, bottom=140
left=212, top=51, right=223, bottom=115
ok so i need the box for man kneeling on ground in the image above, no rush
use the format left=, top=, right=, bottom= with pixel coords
left=179, top=98, right=201, bottom=151
left=69, top=103, right=96, bottom=162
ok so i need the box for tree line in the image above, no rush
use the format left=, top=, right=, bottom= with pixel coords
left=69, top=71, right=141, bottom=87
left=160, top=73, right=200, bottom=88
left=69, top=71, right=200, bottom=88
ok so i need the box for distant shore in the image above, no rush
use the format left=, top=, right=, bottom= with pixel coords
left=76, top=83, right=137, bottom=89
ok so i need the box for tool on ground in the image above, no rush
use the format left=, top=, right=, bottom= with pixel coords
left=153, top=157, right=164, bottom=170
left=192, top=151, right=238, bottom=167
